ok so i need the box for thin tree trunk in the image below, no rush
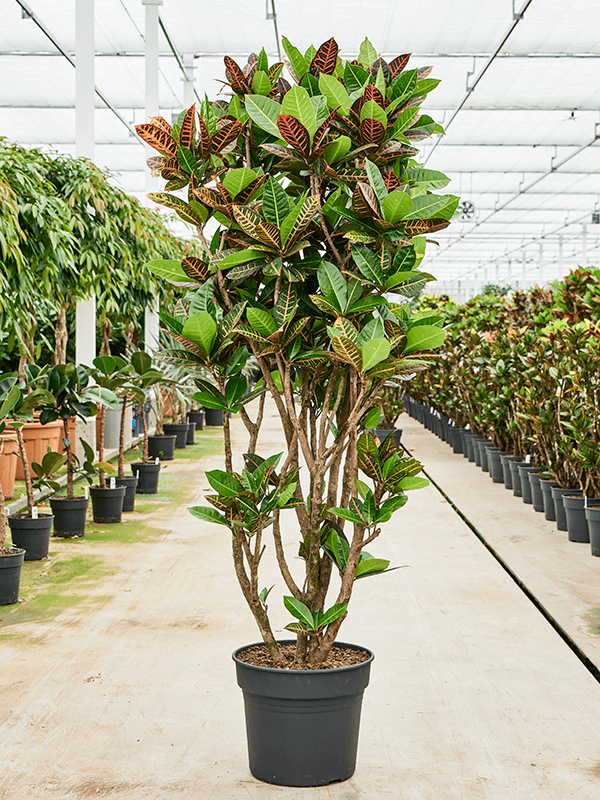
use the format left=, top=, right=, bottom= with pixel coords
left=98, top=406, right=106, bottom=488
left=118, top=397, right=127, bottom=478
left=54, top=302, right=69, bottom=364
left=64, top=418, right=75, bottom=500
left=0, top=480, right=6, bottom=551
left=16, top=427, right=34, bottom=517
left=100, top=319, right=112, bottom=356
left=141, top=404, right=149, bottom=463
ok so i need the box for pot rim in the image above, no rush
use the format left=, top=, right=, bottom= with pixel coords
left=50, top=494, right=89, bottom=502
left=232, top=640, right=374, bottom=674
left=9, top=512, right=54, bottom=520
left=0, top=547, right=25, bottom=556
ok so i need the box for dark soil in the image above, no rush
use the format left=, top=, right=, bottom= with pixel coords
left=237, top=642, right=371, bottom=670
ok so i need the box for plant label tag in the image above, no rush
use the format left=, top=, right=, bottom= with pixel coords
left=155, top=457, right=160, bottom=465
left=525, top=454, right=531, bottom=464
left=110, top=477, right=116, bottom=489
left=84, top=487, right=89, bottom=499
left=32, top=506, right=39, bottom=519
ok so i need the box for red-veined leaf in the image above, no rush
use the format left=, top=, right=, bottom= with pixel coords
left=150, top=115, right=173, bottom=133
left=224, top=55, right=250, bottom=94
left=309, top=36, right=339, bottom=77
left=135, top=124, right=178, bottom=157
left=359, top=118, right=386, bottom=146
left=212, top=121, right=243, bottom=153
left=179, top=103, right=196, bottom=149
left=403, top=218, right=451, bottom=236
left=389, top=53, right=411, bottom=77
left=181, top=257, right=210, bottom=283
left=197, top=115, right=212, bottom=158
left=276, top=115, right=310, bottom=156
left=255, top=221, right=281, bottom=250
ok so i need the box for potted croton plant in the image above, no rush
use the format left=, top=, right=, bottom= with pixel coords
left=138, top=35, right=455, bottom=786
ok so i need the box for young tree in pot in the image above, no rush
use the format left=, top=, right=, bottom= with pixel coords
left=37, top=364, right=118, bottom=537
left=0, top=380, right=26, bottom=604
left=127, top=351, right=164, bottom=493
left=139, top=36, right=456, bottom=785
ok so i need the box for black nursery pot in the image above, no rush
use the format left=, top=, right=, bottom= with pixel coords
left=131, top=462, right=161, bottom=494
left=8, top=513, right=54, bottom=560
left=500, top=454, right=521, bottom=490
left=204, top=408, right=223, bottom=426
left=115, top=476, right=139, bottom=512
left=370, top=428, right=402, bottom=447
left=0, top=548, right=25, bottom=605
left=186, top=421, right=196, bottom=445
left=89, top=485, right=126, bottom=524
left=488, top=449, right=509, bottom=483
left=233, top=641, right=374, bottom=787
left=49, top=495, right=89, bottom=538
left=187, top=410, right=204, bottom=431
left=585, top=506, right=600, bottom=556
left=540, top=478, right=560, bottom=521
left=551, top=487, right=582, bottom=532
left=528, top=471, right=545, bottom=512
left=450, top=427, right=464, bottom=454
left=147, top=434, right=176, bottom=460
left=163, top=423, right=188, bottom=449
left=563, top=495, right=596, bottom=543
left=517, top=465, right=540, bottom=505
left=509, top=459, right=523, bottom=496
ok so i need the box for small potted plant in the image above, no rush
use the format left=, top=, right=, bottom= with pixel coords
left=128, top=352, right=165, bottom=494
left=0, top=378, right=25, bottom=605
left=139, top=36, right=455, bottom=785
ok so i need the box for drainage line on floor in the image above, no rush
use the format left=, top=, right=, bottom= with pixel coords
left=403, top=444, right=600, bottom=685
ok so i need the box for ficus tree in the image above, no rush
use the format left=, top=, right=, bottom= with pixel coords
left=137, top=36, right=457, bottom=665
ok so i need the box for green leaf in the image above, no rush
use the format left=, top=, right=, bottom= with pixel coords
left=317, top=261, right=347, bottom=312
left=404, top=194, right=459, bottom=221
left=364, top=160, right=388, bottom=205
left=222, top=168, right=258, bottom=198
left=399, top=476, right=429, bottom=491
left=393, top=246, right=417, bottom=272
left=351, top=244, right=384, bottom=285
left=205, top=469, right=242, bottom=498
left=392, top=107, right=421, bottom=137
left=361, top=338, right=391, bottom=372
left=253, top=70, right=272, bottom=96
left=245, top=95, right=282, bottom=137
left=344, top=61, right=369, bottom=93
left=225, top=375, right=247, bottom=406
left=282, top=85, right=317, bottom=136
left=356, top=557, right=390, bottom=577
left=282, top=36, right=309, bottom=81
left=386, top=271, right=427, bottom=291
left=262, top=177, right=290, bottom=227
left=279, top=191, right=309, bottom=246
left=182, top=313, right=217, bottom=355
left=412, top=78, right=441, bottom=96
left=330, top=507, right=364, bottom=525
left=188, top=505, right=229, bottom=526
left=358, top=37, right=378, bottom=67
left=247, top=307, right=277, bottom=336
left=283, top=596, right=315, bottom=628
left=360, top=99, right=387, bottom=128
left=217, top=249, right=265, bottom=270
left=318, top=73, right=351, bottom=116
left=319, top=602, right=348, bottom=627
left=404, top=324, right=446, bottom=354
left=382, top=190, right=413, bottom=224
left=363, top=407, right=381, bottom=428
left=406, top=168, right=450, bottom=190
left=322, top=135, right=352, bottom=163
left=145, top=259, right=189, bottom=283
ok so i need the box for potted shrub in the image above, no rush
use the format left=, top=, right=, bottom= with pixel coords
left=127, top=352, right=165, bottom=494
left=38, top=364, right=119, bottom=537
left=138, top=35, right=456, bottom=785
left=0, top=378, right=25, bottom=604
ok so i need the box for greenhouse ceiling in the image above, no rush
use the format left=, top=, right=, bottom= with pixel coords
left=1, top=0, right=599, bottom=287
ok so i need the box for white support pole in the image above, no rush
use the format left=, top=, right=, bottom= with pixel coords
left=75, top=0, right=96, bottom=367
left=183, top=53, right=195, bottom=109
left=143, top=0, right=163, bottom=349
left=521, top=250, right=527, bottom=287
left=558, top=235, right=564, bottom=279
left=507, top=260, right=512, bottom=286
left=538, top=241, right=543, bottom=285
left=582, top=223, right=588, bottom=267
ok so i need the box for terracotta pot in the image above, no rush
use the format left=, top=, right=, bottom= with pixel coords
left=0, top=434, right=19, bottom=499
left=8, top=420, right=64, bottom=481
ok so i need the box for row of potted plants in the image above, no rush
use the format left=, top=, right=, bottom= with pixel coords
left=407, top=269, right=600, bottom=553
left=0, top=350, right=221, bottom=604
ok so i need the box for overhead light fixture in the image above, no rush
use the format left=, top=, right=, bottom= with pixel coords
left=21, top=8, right=32, bottom=18
left=266, top=0, right=274, bottom=20
left=459, top=200, right=475, bottom=220
left=592, top=212, right=600, bottom=225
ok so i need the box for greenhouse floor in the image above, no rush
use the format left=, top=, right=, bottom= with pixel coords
left=1, top=403, right=600, bottom=799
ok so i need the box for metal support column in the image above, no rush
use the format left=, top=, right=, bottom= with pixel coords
left=75, top=0, right=96, bottom=367
left=143, top=0, right=163, bottom=350
left=538, top=241, right=543, bottom=285
left=558, top=235, right=564, bottom=279
left=183, top=53, right=195, bottom=109
left=582, top=224, right=588, bottom=267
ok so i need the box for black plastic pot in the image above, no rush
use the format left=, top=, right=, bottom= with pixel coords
left=131, top=462, right=161, bottom=494
left=50, top=495, right=89, bottom=538
left=163, top=423, right=188, bottom=449
left=518, top=465, right=540, bottom=505
left=500, top=454, right=521, bottom=490
left=528, top=471, right=545, bottom=512
left=0, top=548, right=25, bottom=605
left=8, top=513, right=54, bottom=560
left=488, top=449, right=508, bottom=483
left=186, top=421, right=196, bottom=445
left=370, top=428, right=402, bottom=447
left=480, top=444, right=498, bottom=473
left=147, top=434, right=176, bottom=461
left=234, top=641, right=373, bottom=787
left=460, top=430, right=473, bottom=460
left=450, top=427, right=464, bottom=454
left=115, top=476, right=138, bottom=512
left=472, top=436, right=487, bottom=467
left=509, top=460, right=523, bottom=497
left=204, top=408, right=223, bottom=426
left=467, top=435, right=485, bottom=463
left=552, top=487, right=582, bottom=532
left=540, top=478, right=560, bottom=521
left=90, top=485, right=126, bottom=524
left=563, top=495, right=597, bottom=543
left=585, top=506, right=600, bottom=556
left=187, top=410, right=204, bottom=431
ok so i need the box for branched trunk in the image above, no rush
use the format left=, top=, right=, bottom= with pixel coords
left=118, top=397, right=127, bottom=478
left=64, top=418, right=75, bottom=500
left=100, top=319, right=112, bottom=356
left=98, top=406, right=106, bottom=488
left=141, top=405, right=149, bottom=463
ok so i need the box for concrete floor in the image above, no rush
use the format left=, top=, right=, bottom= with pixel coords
left=1, top=404, right=600, bottom=799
